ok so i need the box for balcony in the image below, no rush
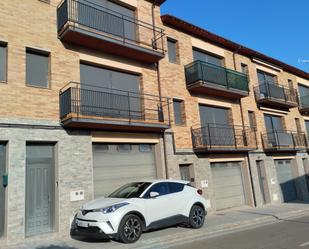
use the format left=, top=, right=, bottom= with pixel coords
left=299, top=95, right=309, bottom=114
left=184, top=61, right=249, bottom=99
left=191, top=123, right=257, bottom=153
left=57, top=0, right=165, bottom=63
left=254, top=83, right=298, bottom=109
left=261, top=130, right=307, bottom=151
left=59, top=82, right=170, bottom=132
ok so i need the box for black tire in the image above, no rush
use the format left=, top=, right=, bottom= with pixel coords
left=188, top=205, right=205, bottom=229
left=118, top=214, right=143, bottom=243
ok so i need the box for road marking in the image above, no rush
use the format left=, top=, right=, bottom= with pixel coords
left=300, top=241, right=309, bottom=247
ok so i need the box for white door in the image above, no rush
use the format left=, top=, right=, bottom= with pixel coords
left=143, top=182, right=175, bottom=223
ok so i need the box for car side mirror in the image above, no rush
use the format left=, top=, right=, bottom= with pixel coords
left=150, top=191, right=159, bottom=198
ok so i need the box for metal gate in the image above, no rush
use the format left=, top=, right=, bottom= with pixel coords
left=211, top=162, right=246, bottom=210
left=26, top=144, right=54, bottom=236
left=93, top=143, right=157, bottom=198
left=275, top=160, right=297, bottom=202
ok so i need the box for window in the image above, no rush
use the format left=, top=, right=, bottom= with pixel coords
left=295, top=118, right=302, bottom=133
left=199, top=105, right=230, bottom=125
left=305, top=121, right=309, bottom=135
left=167, top=38, right=178, bottom=63
left=288, top=79, right=293, bottom=89
left=0, top=43, right=7, bottom=82
left=26, top=48, right=49, bottom=88
left=257, top=70, right=277, bottom=85
left=173, top=99, right=186, bottom=125
left=179, top=164, right=192, bottom=181
left=168, top=182, right=184, bottom=193
left=298, top=84, right=309, bottom=98
left=241, top=63, right=248, bottom=75
left=117, top=144, right=131, bottom=152
left=139, top=144, right=152, bottom=152
left=264, top=114, right=283, bottom=132
left=248, top=111, right=256, bottom=129
left=193, top=48, right=223, bottom=66
left=93, top=144, right=109, bottom=153
left=109, top=182, right=151, bottom=199
left=144, top=183, right=170, bottom=198
left=78, top=0, right=136, bottom=40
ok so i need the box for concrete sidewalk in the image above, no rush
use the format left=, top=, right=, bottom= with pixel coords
left=4, top=202, right=309, bottom=249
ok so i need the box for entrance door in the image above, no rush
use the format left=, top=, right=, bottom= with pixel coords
left=275, top=160, right=297, bottom=202
left=26, top=144, right=54, bottom=236
left=256, top=160, right=269, bottom=204
left=211, top=162, right=246, bottom=210
left=0, top=143, right=6, bottom=237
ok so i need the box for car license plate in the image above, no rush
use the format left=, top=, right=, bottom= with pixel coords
left=77, top=220, right=89, bottom=228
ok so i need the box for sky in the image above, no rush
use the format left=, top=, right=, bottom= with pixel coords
left=161, top=0, right=309, bottom=73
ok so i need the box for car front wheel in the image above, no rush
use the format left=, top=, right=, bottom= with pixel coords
left=118, top=214, right=143, bottom=243
left=189, top=205, right=205, bottom=228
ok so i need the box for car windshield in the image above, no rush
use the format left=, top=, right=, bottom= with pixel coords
left=108, top=182, right=152, bottom=199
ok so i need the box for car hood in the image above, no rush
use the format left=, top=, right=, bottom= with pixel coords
left=82, top=197, right=127, bottom=210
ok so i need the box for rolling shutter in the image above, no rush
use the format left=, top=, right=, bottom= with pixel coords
left=211, top=162, right=245, bottom=210
left=93, top=143, right=157, bottom=198
left=275, top=160, right=297, bottom=202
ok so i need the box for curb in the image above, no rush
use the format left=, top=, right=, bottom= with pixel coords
left=133, top=209, right=309, bottom=249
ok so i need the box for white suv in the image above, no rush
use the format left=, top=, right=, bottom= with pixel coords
left=71, top=180, right=207, bottom=243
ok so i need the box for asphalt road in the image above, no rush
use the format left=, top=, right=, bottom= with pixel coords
left=169, top=215, right=309, bottom=249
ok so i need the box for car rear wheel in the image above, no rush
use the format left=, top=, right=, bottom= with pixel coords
left=118, top=214, right=143, bottom=243
left=188, top=205, right=205, bottom=228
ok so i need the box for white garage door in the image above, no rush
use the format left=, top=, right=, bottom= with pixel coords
left=211, top=162, right=246, bottom=210
left=93, top=143, right=157, bottom=198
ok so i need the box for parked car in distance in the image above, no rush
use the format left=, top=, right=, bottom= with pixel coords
left=71, top=180, right=207, bottom=243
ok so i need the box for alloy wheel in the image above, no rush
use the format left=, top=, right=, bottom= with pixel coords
left=123, top=217, right=142, bottom=242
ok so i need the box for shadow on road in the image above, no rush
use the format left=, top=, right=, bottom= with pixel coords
left=35, top=246, right=78, bottom=249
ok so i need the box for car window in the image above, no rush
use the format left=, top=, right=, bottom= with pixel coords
left=108, top=182, right=151, bottom=198
left=144, top=183, right=170, bottom=198
left=168, top=182, right=184, bottom=193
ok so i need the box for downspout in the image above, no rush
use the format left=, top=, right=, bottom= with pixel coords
left=233, top=45, right=257, bottom=207
left=152, top=0, right=169, bottom=178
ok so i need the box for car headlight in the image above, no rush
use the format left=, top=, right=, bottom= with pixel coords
left=95, top=202, right=129, bottom=214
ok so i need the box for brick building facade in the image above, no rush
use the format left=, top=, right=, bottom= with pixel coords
left=0, top=0, right=308, bottom=245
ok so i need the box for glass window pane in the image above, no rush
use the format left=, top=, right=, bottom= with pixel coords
left=193, top=48, right=222, bottom=66
left=0, top=44, right=7, bottom=82
left=117, top=144, right=131, bottom=152
left=173, top=99, right=184, bottom=125
left=26, top=50, right=49, bottom=88
left=147, top=183, right=170, bottom=196
left=168, top=182, right=184, bottom=193
left=139, top=144, right=152, bottom=152
left=167, top=39, right=177, bottom=63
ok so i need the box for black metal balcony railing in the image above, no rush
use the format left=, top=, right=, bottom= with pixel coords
left=299, top=94, right=309, bottom=112
left=261, top=130, right=307, bottom=151
left=254, top=82, right=298, bottom=108
left=191, top=123, right=257, bottom=151
left=185, top=61, right=249, bottom=94
left=57, top=0, right=165, bottom=62
left=60, top=82, right=170, bottom=129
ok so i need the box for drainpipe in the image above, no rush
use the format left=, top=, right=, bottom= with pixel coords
left=233, top=46, right=257, bottom=207
left=152, top=0, right=169, bottom=178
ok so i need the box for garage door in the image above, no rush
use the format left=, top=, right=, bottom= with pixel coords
left=211, top=162, right=246, bottom=210
left=275, top=160, right=297, bottom=202
left=93, top=143, right=157, bottom=198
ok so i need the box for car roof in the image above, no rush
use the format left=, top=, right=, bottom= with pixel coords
left=139, top=179, right=190, bottom=185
